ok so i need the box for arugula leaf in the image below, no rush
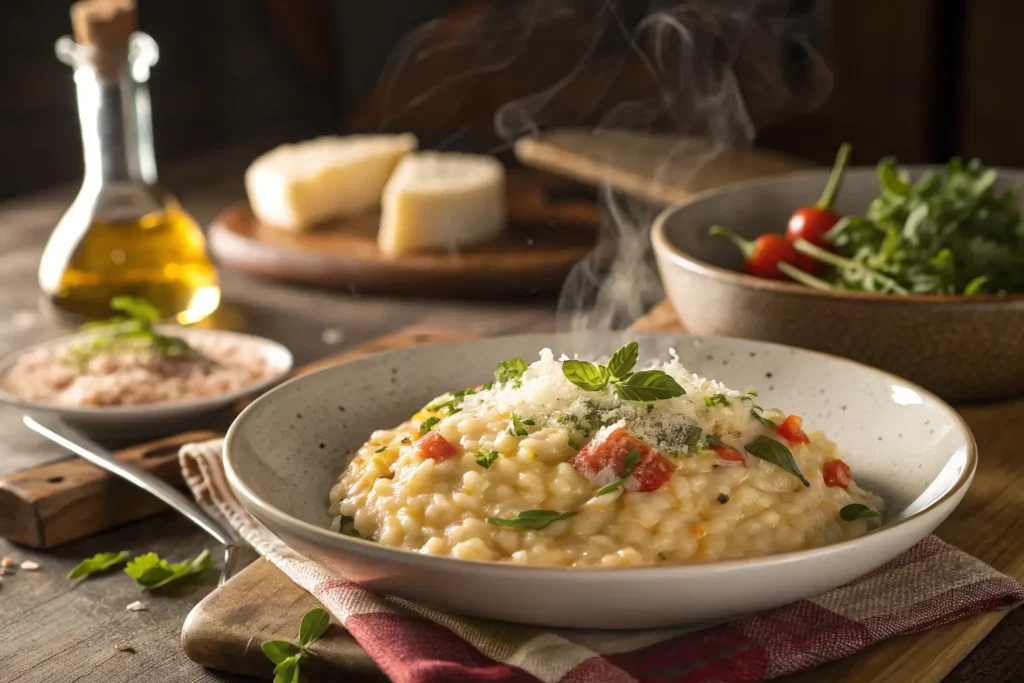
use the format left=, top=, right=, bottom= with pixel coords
left=125, top=549, right=214, bottom=590
left=496, top=358, right=529, bottom=386
left=607, top=342, right=639, bottom=379
left=485, top=510, right=578, bottom=530
left=419, top=416, right=441, bottom=436
left=750, top=409, right=776, bottom=428
left=475, top=449, right=499, bottom=468
left=614, top=370, right=686, bottom=401
left=840, top=504, right=882, bottom=521
left=299, top=608, right=331, bottom=647
left=68, top=550, right=130, bottom=580
left=562, top=360, right=611, bottom=392
left=744, top=437, right=810, bottom=487
left=594, top=448, right=640, bottom=496
left=704, top=393, right=731, bottom=408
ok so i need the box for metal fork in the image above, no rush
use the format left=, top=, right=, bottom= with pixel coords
left=23, top=413, right=255, bottom=584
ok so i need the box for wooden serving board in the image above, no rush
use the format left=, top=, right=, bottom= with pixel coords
left=209, top=170, right=600, bottom=297
left=181, top=303, right=1024, bottom=682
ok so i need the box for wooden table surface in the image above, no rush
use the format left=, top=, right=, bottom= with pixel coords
left=0, top=145, right=1019, bottom=682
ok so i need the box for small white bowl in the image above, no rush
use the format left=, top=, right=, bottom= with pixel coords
left=0, top=326, right=293, bottom=438
left=224, top=332, right=975, bottom=629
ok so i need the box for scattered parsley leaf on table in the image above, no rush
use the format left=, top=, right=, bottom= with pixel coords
left=262, top=607, right=331, bottom=683
left=68, top=551, right=130, bottom=580
left=125, top=549, right=214, bottom=590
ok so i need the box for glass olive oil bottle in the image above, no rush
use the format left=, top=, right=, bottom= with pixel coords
left=40, top=1, right=220, bottom=324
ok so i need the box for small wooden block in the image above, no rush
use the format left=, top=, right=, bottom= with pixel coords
left=0, top=431, right=217, bottom=548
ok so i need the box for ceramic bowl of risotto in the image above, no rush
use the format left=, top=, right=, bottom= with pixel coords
left=224, top=332, right=975, bottom=629
left=0, top=326, right=293, bottom=437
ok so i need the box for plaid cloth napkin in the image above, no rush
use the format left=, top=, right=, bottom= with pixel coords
left=180, top=439, right=1024, bottom=683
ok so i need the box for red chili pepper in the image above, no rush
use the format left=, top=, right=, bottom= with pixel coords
left=777, top=415, right=810, bottom=444
left=709, top=227, right=799, bottom=280
left=785, top=143, right=851, bottom=253
left=823, top=459, right=852, bottom=488
left=710, top=444, right=747, bottom=467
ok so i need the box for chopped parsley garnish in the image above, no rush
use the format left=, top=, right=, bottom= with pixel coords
left=594, top=448, right=640, bottom=496
left=419, top=416, right=441, bottom=435
left=475, top=449, right=499, bottom=468
left=69, top=296, right=214, bottom=367
left=717, top=493, right=730, bottom=504
left=840, top=504, right=882, bottom=521
left=485, top=510, right=578, bottom=530
left=508, top=413, right=535, bottom=437
left=744, top=436, right=810, bottom=487
left=750, top=409, right=776, bottom=428
left=374, top=446, right=388, bottom=453
left=496, top=358, right=529, bottom=387
left=704, top=393, right=731, bottom=408
left=561, top=342, right=686, bottom=402
left=568, top=438, right=581, bottom=450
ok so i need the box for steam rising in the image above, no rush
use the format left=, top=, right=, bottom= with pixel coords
left=374, top=0, right=832, bottom=330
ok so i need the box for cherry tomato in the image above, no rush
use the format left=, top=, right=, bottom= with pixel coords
left=417, top=431, right=457, bottom=461
left=777, top=415, right=810, bottom=444
left=710, top=444, right=747, bottom=467
left=709, top=227, right=798, bottom=280
left=570, top=427, right=674, bottom=493
left=785, top=143, right=851, bottom=251
left=823, top=459, right=852, bottom=488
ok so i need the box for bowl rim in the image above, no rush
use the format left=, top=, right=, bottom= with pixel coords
left=223, top=331, right=978, bottom=578
left=651, top=166, right=1024, bottom=307
left=0, top=326, right=294, bottom=418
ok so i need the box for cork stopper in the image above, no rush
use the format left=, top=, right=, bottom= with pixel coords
left=71, top=0, right=136, bottom=51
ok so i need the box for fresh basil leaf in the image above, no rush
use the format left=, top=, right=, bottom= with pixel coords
left=419, top=416, right=440, bottom=435
left=68, top=550, right=130, bottom=580
left=475, top=449, right=499, bottom=468
left=562, top=360, right=611, bottom=392
left=496, top=358, right=529, bottom=386
left=485, top=510, right=577, bottom=530
left=125, top=549, right=214, bottom=590
left=840, top=504, right=882, bottom=521
left=682, top=425, right=704, bottom=453
left=262, top=640, right=301, bottom=665
left=744, top=437, right=810, bottom=487
left=607, top=341, right=639, bottom=379
left=299, top=607, right=331, bottom=647
left=751, top=409, right=775, bottom=428
left=567, top=438, right=580, bottom=450
left=704, top=393, right=731, bottom=408
left=614, top=370, right=686, bottom=401
left=704, top=434, right=725, bottom=447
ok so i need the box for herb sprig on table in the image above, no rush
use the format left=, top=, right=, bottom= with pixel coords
left=68, top=295, right=213, bottom=366
left=125, top=549, right=214, bottom=590
left=68, top=551, right=130, bottom=580
left=262, top=607, right=331, bottom=683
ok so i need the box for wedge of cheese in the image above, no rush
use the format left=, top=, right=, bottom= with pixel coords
left=378, top=152, right=505, bottom=255
left=245, top=134, right=417, bottom=230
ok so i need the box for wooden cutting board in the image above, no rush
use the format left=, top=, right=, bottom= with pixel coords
left=180, top=303, right=1024, bottom=682
left=208, top=170, right=600, bottom=297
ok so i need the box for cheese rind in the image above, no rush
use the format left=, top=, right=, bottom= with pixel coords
left=378, top=152, right=505, bottom=255
left=245, top=134, right=417, bottom=230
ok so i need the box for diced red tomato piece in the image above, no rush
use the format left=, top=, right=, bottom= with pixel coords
left=417, top=431, right=458, bottom=461
left=570, top=427, right=674, bottom=493
left=777, top=415, right=810, bottom=444
left=823, top=459, right=851, bottom=488
left=710, top=444, right=747, bottom=467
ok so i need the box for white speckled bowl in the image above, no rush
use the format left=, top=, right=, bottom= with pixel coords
left=224, top=332, right=975, bottom=629
left=0, top=327, right=293, bottom=438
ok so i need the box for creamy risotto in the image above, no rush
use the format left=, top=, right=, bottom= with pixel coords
left=330, top=343, right=885, bottom=567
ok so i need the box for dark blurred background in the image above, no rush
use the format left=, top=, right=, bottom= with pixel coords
left=0, top=0, right=1016, bottom=201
